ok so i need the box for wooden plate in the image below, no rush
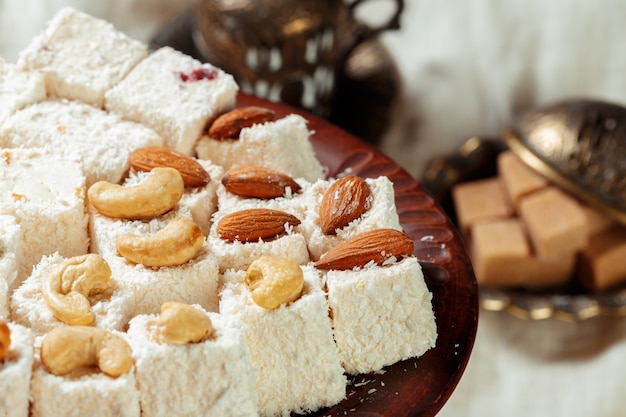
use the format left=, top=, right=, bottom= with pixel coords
left=237, top=94, right=478, bottom=416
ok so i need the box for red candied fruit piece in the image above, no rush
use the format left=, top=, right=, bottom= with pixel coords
left=178, top=67, right=219, bottom=82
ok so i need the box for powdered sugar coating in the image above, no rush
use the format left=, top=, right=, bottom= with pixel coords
left=196, top=114, right=325, bottom=182
left=0, top=323, right=33, bottom=417
left=105, top=46, right=238, bottom=155
left=0, top=148, right=88, bottom=282
left=127, top=310, right=258, bottom=417
left=10, top=252, right=128, bottom=336
left=17, top=7, right=147, bottom=108
left=30, top=335, right=140, bottom=417
left=0, top=99, right=164, bottom=186
left=325, top=256, right=437, bottom=375
left=220, top=265, right=347, bottom=416
left=0, top=61, right=46, bottom=125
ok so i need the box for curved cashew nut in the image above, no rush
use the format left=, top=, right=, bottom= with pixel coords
left=153, top=301, right=213, bottom=345
left=0, top=322, right=10, bottom=362
left=244, top=256, right=304, bottom=310
left=42, top=254, right=112, bottom=326
left=40, top=326, right=134, bottom=377
left=116, top=216, right=204, bottom=267
left=88, top=167, right=184, bottom=219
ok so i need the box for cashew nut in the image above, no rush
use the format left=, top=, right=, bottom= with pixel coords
left=0, top=322, right=10, bottom=362
left=152, top=301, right=213, bottom=345
left=244, top=256, right=304, bottom=310
left=88, top=167, right=184, bottom=219
left=42, top=254, right=112, bottom=326
left=116, top=216, right=204, bottom=267
left=40, top=326, right=134, bottom=377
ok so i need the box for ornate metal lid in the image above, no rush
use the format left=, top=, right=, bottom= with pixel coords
left=502, top=99, right=626, bottom=226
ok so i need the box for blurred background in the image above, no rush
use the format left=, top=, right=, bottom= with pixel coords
left=3, top=1, right=626, bottom=416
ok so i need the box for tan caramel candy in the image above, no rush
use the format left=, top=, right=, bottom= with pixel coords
left=452, top=178, right=512, bottom=237
left=470, top=219, right=530, bottom=287
left=578, top=226, right=626, bottom=292
left=497, top=151, right=548, bottom=210
left=518, top=187, right=588, bottom=258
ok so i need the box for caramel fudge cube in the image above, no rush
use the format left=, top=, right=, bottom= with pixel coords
left=497, top=151, right=548, bottom=209
left=470, top=219, right=531, bottom=286
left=452, top=177, right=513, bottom=236
left=105, top=46, right=238, bottom=155
left=578, top=226, right=626, bottom=292
left=18, top=7, right=147, bottom=108
left=518, top=186, right=587, bottom=257
left=524, top=253, right=576, bottom=289
left=582, top=204, right=614, bottom=236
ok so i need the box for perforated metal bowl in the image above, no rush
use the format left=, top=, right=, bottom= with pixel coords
left=503, top=99, right=626, bottom=226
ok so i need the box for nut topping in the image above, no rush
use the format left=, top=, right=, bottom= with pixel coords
left=221, top=165, right=301, bottom=199
left=315, top=229, right=414, bottom=271
left=116, top=216, right=205, bottom=267
left=42, top=254, right=112, bottom=326
left=216, top=208, right=301, bottom=243
left=153, top=302, right=213, bottom=345
left=208, top=106, right=276, bottom=139
left=319, top=175, right=371, bottom=235
left=88, top=167, right=184, bottom=220
left=0, top=322, right=10, bottom=362
left=40, top=326, right=134, bottom=378
left=245, top=256, right=304, bottom=310
left=128, top=146, right=210, bottom=187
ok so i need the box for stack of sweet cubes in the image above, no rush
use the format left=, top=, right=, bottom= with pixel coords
left=453, top=149, right=626, bottom=292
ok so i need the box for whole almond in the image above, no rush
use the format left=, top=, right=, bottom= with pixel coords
left=217, top=208, right=301, bottom=243
left=128, top=146, right=210, bottom=187
left=208, top=106, right=276, bottom=139
left=222, top=165, right=301, bottom=199
left=314, top=229, right=414, bottom=271
left=319, top=175, right=371, bottom=235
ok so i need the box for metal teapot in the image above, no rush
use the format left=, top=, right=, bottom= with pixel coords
left=192, top=0, right=403, bottom=117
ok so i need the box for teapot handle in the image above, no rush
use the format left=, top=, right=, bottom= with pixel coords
left=348, top=0, right=404, bottom=42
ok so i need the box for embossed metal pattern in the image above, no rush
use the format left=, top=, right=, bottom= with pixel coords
left=421, top=136, right=626, bottom=322
left=237, top=94, right=478, bottom=416
left=503, top=99, right=626, bottom=226
left=193, top=0, right=403, bottom=118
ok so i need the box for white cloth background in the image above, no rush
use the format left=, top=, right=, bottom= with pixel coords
left=0, top=0, right=196, bottom=62
left=2, top=1, right=626, bottom=416
left=379, top=0, right=626, bottom=178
